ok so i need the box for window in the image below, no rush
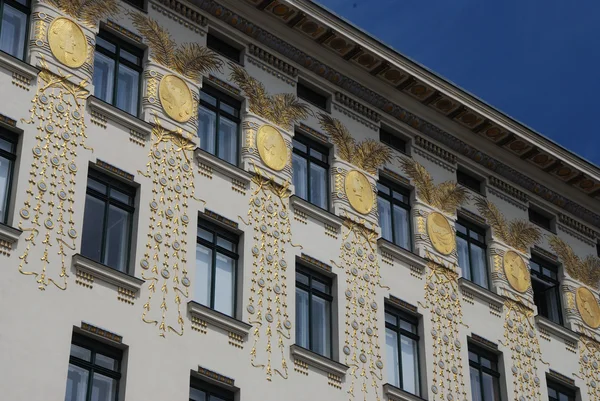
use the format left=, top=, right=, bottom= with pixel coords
left=64, top=334, right=122, bottom=401
left=198, top=85, right=241, bottom=165
left=456, top=219, right=488, bottom=288
left=0, top=0, right=29, bottom=60
left=457, top=170, right=482, bottom=194
left=377, top=179, right=411, bottom=250
left=469, top=345, right=501, bottom=401
left=295, top=266, right=333, bottom=358
left=547, top=380, right=576, bottom=401
left=195, top=219, right=239, bottom=317
left=530, top=256, right=562, bottom=325
left=206, top=32, right=241, bottom=63
left=190, top=378, right=234, bottom=401
left=385, top=306, right=420, bottom=396
left=0, top=131, right=16, bottom=224
left=380, top=128, right=407, bottom=153
left=80, top=170, right=135, bottom=273
left=93, top=31, right=143, bottom=116
left=292, top=135, right=329, bottom=210
left=529, top=208, right=553, bottom=231
left=124, top=0, right=144, bottom=9
left=297, top=82, right=328, bottom=110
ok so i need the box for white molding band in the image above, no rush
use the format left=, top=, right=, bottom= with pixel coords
left=187, top=301, right=252, bottom=338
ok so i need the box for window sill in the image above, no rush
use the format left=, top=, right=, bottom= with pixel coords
left=88, top=96, right=153, bottom=137
left=0, top=50, right=39, bottom=81
left=377, top=238, right=426, bottom=274
left=194, top=149, right=252, bottom=185
left=458, top=278, right=504, bottom=309
left=383, top=383, right=427, bottom=401
left=0, top=222, right=22, bottom=247
left=535, top=316, right=579, bottom=344
left=289, top=195, right=343, bottom=230
left=290, top=344, right=349, bottom=377
left=187, top=301, right=252, bottom=338
left=72, top=254, right=144, bottom=293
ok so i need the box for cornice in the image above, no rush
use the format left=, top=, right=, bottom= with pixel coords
left=488, top=176, right=529, bottom=203
left=87, top=96, right=153, bottom=138
left=248, top=44, right=298, bottom=77
left=414, top=136, right=456, bottom=165
left=458, top=278, right=505, bottom=310
left=194, top=148, right=252, bottom=184
left=535, top=316, right=580, bottom=345
left=377, top=238, right=427, bottom=274
left=187, top=301, right=252, bottom=337
left=194, top=0, right=600, bottom=229
left=558, top=213, right=598, bottom=241
left=290, top=344, right=349, bottom=377
left=0, top=222, right=22, bottom=245
left=0, top=50, right=39, bottom=80
left=383, top=383, right=427, bottom=401
left=334, top=92, right=380, bottom=122
left=71, top=254, right=144, bottom=293
left=289, top=195, right=343, bottom=230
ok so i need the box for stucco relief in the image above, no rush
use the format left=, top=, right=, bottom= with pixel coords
left=138, top=116, right=198, bottom=336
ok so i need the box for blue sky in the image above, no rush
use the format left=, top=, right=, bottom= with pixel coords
left=317, top=0, right=600, bottom=166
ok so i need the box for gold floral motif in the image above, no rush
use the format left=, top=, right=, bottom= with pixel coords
left=48, top=17, right=88, bottom=68
left=427, top=212, right=455, bottom=255
left=229, top=64, right=310, bottom=131
left=549, top=236, right=600, bottom=289
left=131, top=13, right=222, bottom=82
left=43, top=0, right=119, bottom=27
left=318, top=114, right=392, bottom=175
left=159, top=75, right=194, bottom=123
left=579, top=337, right=600, bottom=401
left=576, top=287, right=600, bottom=329
left=139, top=116, right=195, bottom=337
left=475, top=198, right=541, bottom=252
left=246, top=166, right=292, bottom=381
left=339, top=219, right=383, bottom=401
left=344, top=170, right=373, bottom=214
left=503, top=250, right=530, bottom=293
left=256, top=125, right=287, bottom=171
left=18, top=57, right=90, bottom=290
left=399, top=158, right=468, bottom=215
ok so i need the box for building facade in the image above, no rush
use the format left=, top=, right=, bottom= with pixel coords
left=0, top=1, right=599, bottom=401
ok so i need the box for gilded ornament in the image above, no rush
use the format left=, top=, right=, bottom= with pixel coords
left=159, top=75, right=194, bottom=123
left=48, top=18, right=88, bottom=68
left=426, top=212, right=455, bottom=255
left=256, top=125, right=287, bottom=171
left=503, top=250, right=530, bottom=293
left=345, top=170, right=374, bottom=214
left=576, top=287, right=600, bottom=329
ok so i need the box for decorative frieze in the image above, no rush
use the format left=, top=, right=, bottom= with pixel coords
left=559, top=213, right=598, bottom=241
left=207, top=74, right=242, bottom=96
left=106, top=19, right=143, bottom=44
left=414, top=136, right=456, bottom=164
left=488, top=176, right=529, bottom=203
left=332, top=103, right=378, bottom=131
left=197, top=366, right=235, bottom=387
left=297, top=123, right=329, bottom=143
left=80, top=322, right=123, bottom=343
left=0, top=113, right=16, bottom=127
left=153, top=0, right=208, bottom=32
left=248, top=43, right=298, bottom=77
left=300, top=253, right=332, bottom=273
left=95, top=160, right=135, bottom=181
left=203, top=209, right=239, bottom=230
left=334, top=92, right=380, bottom=122
left=387, top=295, right=418, bottom=314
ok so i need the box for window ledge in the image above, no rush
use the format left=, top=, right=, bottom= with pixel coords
left=535, top=316, right=580, bottom=344
left=88, top=96, right=153, bottom=137
left=290, top=344, right=349, bottom=377
left=194, top=149, right=252, bottom=185
left=383, top=383, right=427, bottom=401
left=0, top=50, right=38, bottom=80
left=187, top=301, right=252, bottom=338
left=458, top=278, right=504, bottom=309
left=0, top=222, right=22, bottom=245
left=289, top=196, right=343, bottom=230
left=377, top=238, right=427, bottom=273
left=72, top=254, right=144, bottom=293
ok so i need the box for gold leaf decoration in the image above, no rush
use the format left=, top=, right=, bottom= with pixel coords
left=549, top=236, right=600, bottom=289
left=318, top=114, right=392, bottom=175
left=474, top=197, right=541, bottom=252
left=44, top=0, right=119, bottom=27
left=399, top=157, right=468, bottom=214
left=228, top=64, right=311, bottom=131
left=131, top=13, right=222, bottom=82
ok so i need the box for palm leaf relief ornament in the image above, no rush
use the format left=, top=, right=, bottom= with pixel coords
left=131, top=13, right=223, bottom=124
left=43, top=0, right=120, bottom=28
left=399, top=158, right=469, bottom=258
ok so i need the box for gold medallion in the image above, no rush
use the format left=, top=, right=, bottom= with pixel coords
left=576, top=286, right=600, bottom=329
left=345, top=170, right=373, bottom=214
left=503, top=250, right=530, bottom=293
left=257, top=125, right=287, bottom=171
left=159, top=75, right=194, bottom=123
left=48, top=17, right=88, bottom=68
left=426, top=212, right=455, bottom=255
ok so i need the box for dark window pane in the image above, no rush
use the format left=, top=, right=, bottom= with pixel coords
left=401, top=335, right=420, bottom=395
left=95, top=354, right=118, bottom=371
left=312, top=279, right=329, bottom=294
left=109, top=188, right=131, bottom=205
left=220, top=101, right=237, bottom=117
left=0, top=154, right=12, bottom=223
left=293, top=139, right=307, bottom=153
left=96, top=36, right=116, bottom=53
left=115, top=63, right=139, bottom=115
left=470, top=366, right=482, bottom=401
left=217, top=116, right=238, bottom=164
left=457, top=236, right=470, bottom=281
left=200, top=91, right=217, bottom=106
left=296, top=271, right=309, bottom=286
left=292, top=153, right=308, bottom=201
left=190, top=388, right=207, bottom=401
left=65, top=364, right=89, bottom=401
left=120, top=49, right=139, bottom=64
left=470, top=244, right=488, bottom=288
left=194, top=244, right=212, bottom=306
left=457, top=170, right=481, bottom=193
left=311, top=295, right=331, bottom=357
left=93, top=52, right=115, bottom=104
left=295, top=287, right=309, bottom=349
left=103, top=205, right=131, bottom=271
left=198, top=106, right=217, bottom=154
left=81, top=195, right=107, bottom=263
left=207, top=33, right=241, bottom=62
left=378, top=196, right=392, bottom=242
left=377, top=182, right=390, bottom=195
left=0, top=137, right=13, bottom=152
left=529, top=208, right=552, bottom=230
left=297, top=82, right=328, bottom=110
left=70, top=344, right=91, bottom=361
left=380, top=128, right=406, bottom=153
left=309, top=163, right=327, bottom=209
left=197, top=227, right=213, bottom=242
left=392, top=204, right=410, bottom=250
left=385, top=328, right=400, bottom=387
left=216, top=236, right=235, bottom=252
left=385, top=312, right=397, bottom=325
left=0, top=5, right=27, bottom=59
left=214, top=252, right=235, bottom=316
left=91, top=372, right=117, bottom=401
